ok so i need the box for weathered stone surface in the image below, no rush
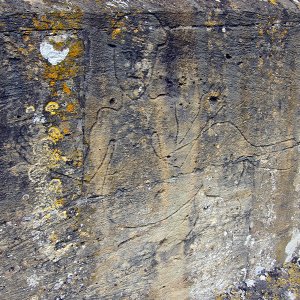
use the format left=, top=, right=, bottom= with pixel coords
left=1, top=0, right=300, bottom=299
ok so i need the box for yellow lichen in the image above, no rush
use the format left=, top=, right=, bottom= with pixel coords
left=44, top=63, right=80, bottom=81
left=44, top=213, right=52, bottom=220
left=47, top=148, right=68, bottom=168
left=32, top=10, right=83, bottom=32
left=49, top=178, right=62, bottom=194
left=204, top=20, right=223, bottom=27
left=45, top=101, right=60, bottom=115
left=54, top=198, right=65, bottom=208
left=68, top=40, right=84, bottom=58
left=27, top=8, right=84, bottom=257
left=70, top=150, right=83, bottom=167
left=49, top=232, right=58, bottom=243
left=269, top=0, right=277, bottom=4
left=112, top=28, right=122, bottom=39
left=61, top=211, right=68, bottom=219
left=48, top=126, right=64, bottom=143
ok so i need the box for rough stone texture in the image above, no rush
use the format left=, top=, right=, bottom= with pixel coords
left=1, top=0, right=300, bottom=299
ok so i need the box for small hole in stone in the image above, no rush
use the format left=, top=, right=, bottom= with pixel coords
left=209, top=96, right=218, bottom=103
left=109, top=98, right=115, bottom=105
left=225, top=53, right=232, bottom=59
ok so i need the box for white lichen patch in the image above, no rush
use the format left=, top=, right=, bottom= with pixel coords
left=285, top=229, right=300, bottom=262
left=245, top=279, right=255, bottom=287
left=32, top=113, right=46, bottom=124
left=106, top=0, right=129, bottom=8
left=27, top=274, right=39, bottom=287
left=25, top=105, right=35, bottom=113
left=40, top=41, right=69, bottom=65
left=244, top=234, right=255, bottom=247
left=286, top=291, right=296, bottom=300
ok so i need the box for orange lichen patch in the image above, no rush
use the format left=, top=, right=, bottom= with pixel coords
left=22, top=35, right=30, bottom=43
left=44, top=63, right=80, bottom=81
left=68, top=40, right=84, bottom=58
left=59, top=118, right=72, bottom=133
left=110, top=18, right=126, bottom=39
left=32, top=10, right=83, bottom=32
left=63, top=82, right=71, bottom=95
left=269, top=0, right=277, bottom=4
left=48, top=126, right=64, bottom=143
left=45, top=101, right=60, bottom=115
left=62, top=127, right=71, bottom=135
left=18, top=47, right=27, bottom=55
left=66, top=103, right=76, bottom=113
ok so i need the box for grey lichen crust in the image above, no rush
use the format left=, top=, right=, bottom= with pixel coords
left=1, top=0, right=300, bottom=299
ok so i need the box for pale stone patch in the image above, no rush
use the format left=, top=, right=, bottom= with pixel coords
left=24, top=0, right=44, bottom=4
left=285, top=229, right=300, bottom=262
left=286, top=291, right=296, bottom=300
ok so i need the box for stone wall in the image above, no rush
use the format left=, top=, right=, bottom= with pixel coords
left=1, top=1, right=300, bottom=299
